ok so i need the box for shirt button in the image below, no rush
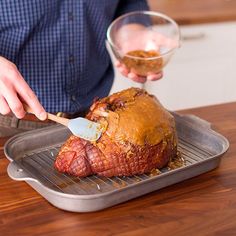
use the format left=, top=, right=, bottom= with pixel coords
left=68, top=12, right=73, bottom=21
left=71, top=95, right=76, bottom=101
left=69, top=55, right=74, bottom=63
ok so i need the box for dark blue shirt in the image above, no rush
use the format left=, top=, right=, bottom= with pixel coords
left=0, top=0, right=148, bottom=113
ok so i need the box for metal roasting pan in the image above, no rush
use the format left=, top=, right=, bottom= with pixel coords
left=4, top=112, right=229, bottom=212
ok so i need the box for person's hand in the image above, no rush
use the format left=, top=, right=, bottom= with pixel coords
left=0, top=56, right=47, bottom=120
left=115, top=61, right=163, bottom=83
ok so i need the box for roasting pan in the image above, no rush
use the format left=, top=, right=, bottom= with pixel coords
left=4, top=112, right=229, bottom=212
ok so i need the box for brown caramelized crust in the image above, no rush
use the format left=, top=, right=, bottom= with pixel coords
left=55, top=88, right=178, bottom=177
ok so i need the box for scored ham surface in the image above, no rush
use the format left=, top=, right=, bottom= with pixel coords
left=54, top=88, right=178, bottom=177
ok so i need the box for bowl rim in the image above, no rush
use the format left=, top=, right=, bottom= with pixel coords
left=106, top=11, right=181, bottom=60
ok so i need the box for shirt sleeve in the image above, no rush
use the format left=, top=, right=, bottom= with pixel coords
left=115, top=0, right=150, bottom=18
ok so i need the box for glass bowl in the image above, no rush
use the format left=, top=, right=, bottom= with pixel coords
left=107, top=11, right=180, bottom=77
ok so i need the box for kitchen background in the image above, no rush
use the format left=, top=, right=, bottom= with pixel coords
left=109, top=0, right=236, bottom=110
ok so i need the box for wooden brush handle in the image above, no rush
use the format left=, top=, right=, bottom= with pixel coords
left=23, top=104, right=69, bottom=127
left=46, top=113, right=69, bottom=127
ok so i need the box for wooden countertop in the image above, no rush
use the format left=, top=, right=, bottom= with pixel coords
left=148, top=0, right=236, bottom=24
left=1, top=102, right=236, bottom=235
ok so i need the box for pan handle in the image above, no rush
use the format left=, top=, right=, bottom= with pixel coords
left=7, top=161, right=37, bottom=182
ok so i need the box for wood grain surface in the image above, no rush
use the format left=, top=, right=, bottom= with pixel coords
left=148, top=0, right=236, bottom=24
left=1, top=102, right=236, bottom=235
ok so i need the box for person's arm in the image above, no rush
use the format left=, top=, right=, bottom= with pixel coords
left=0, top=56, right=46, bottom=119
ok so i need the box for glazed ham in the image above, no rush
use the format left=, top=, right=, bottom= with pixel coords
left=54, top=88, right=178, bottom=177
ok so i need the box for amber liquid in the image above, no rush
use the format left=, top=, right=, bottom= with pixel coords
left=167, top=151, right=185, bottom=170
